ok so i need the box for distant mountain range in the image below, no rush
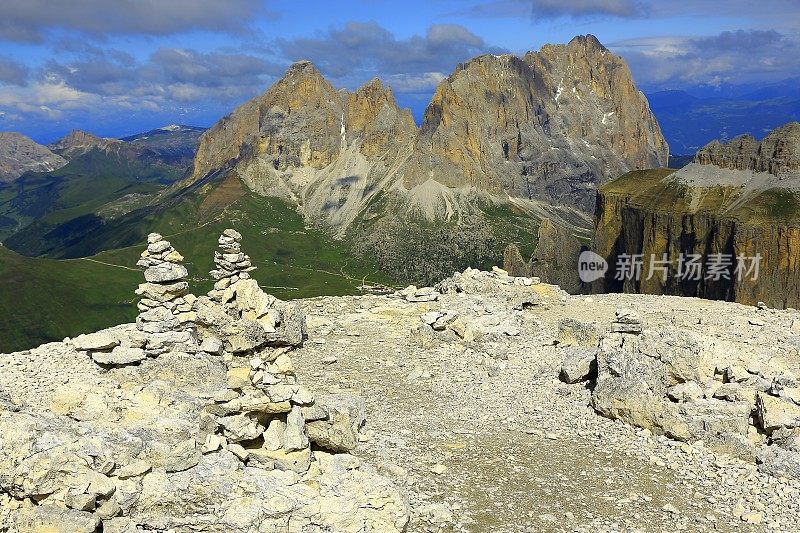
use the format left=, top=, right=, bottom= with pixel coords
left=3, top=36, right=800, bottom=351
left=0, top=34, right=671, bottom=349
left=0, top=125, right=205, bottom=255
left=647, top=77, right=800, bottom=155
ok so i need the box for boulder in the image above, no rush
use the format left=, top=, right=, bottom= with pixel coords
left=756, top=392, right=800, bottom=433
left=557, top=319, right=601, bottom=347
left=72, top=330, right=120, bottom=351
left=163, top=439, right=200, bottom=473
left=144, top=262, right=188, bottom=283
left=306, top=394, right=366, bottom=453
left=667, top=382, right=704, bottom=402
left=91, top=346, right=146, bottom=366
left=591, top=327, right=754, bottom=457
left=10, top=505, right=100, bottom=533
left=559, top=347, right=598, bottom=384
left=758, top=446, right=800, bottom=478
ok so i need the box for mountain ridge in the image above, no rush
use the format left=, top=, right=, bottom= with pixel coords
left=0, top=132, right=67, bottom=183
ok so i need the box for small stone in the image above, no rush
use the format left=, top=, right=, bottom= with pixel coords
left=741, top=511, right=763, bottom=524
left=263, top=419, right=286, bottom=451
left=227, top=367, right=251, bottom=389
left=662, top=504, right=679, bottom=514
left=72, top=331, right=120, bottom=351
left=95, top=500, right=121, bottom=520
left=431, top=464, right=447, bottom=475
left=164, top=439, right=200, bottom=473
left=223, top=228, right=242, bottom=241
left=228, top=443, right=249, bottom=461
left=91, top=346, right=146, bottom=366
left=144, top=262, right=188, bottom=283
left=200, top=336, right=224, bottom=355
left=202, top=434, right=223, bottom=454
left=65, top=492, right=96, bottom=512
left=115, top=460, right=152, bottom=479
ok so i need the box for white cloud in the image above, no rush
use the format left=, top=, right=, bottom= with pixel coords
left=610, top=30, right=800, bottom=89
left=385, top=72, right=447, bottom=94
left=0, top=0, right=268, bottom=43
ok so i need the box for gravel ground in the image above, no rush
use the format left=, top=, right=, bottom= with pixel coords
left=295, top=286, right=800, bottom=532
left=3, top=278, right=799, bottom=532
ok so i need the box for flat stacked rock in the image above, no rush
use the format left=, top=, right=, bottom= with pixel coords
left=134, top=233, right=198, bottom=355
left=196, top=230, right=306, bottom=354
left=209, top=229, right=255, bottom=296
left=611, top=308, right=643, bottom=334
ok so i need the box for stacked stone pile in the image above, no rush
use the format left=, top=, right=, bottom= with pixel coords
left=192, top=230, right=359, bottom=471
left=71, top=324, right=147, bottom=366
left=407, top=266, right=546, bottom=344
left=436, top=266, right=537, bottom=295
left=200, top=344, right=364, bottom=473
left=0, top=229, right=407, bottom=531
left=209, top=228, right=255, bottom=292
left=133, top=233, right=198, bottom=356
left=195, top=230, right=305, bottom=353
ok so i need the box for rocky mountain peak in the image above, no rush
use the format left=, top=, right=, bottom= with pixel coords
left=187, top=33, right=667, bottom=262
left=288, top=59, right=318, bottom=74
left=0, top=131, right=67, bottom=182
left=566, top=34, right=607, bottom=53
left=694, top=122, right=800, bottom=177
left=50, top=129, right=120, bottom=155
left=346, top=78, right=416, bottom=157
left=397, top=35, right=667, bottom=210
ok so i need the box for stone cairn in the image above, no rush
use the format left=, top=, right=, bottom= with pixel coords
left=208, top=228, right=255, bottom=301
left=134, top=233, right=198, bottom=355
left=73, top=229, right=358, bottom=473
left=194, top=230, right=354, bottom=473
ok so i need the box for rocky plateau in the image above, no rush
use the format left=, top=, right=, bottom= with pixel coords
left=4, top=229, right=800, bottom=531
left=592, top=122, right=800, bottom=308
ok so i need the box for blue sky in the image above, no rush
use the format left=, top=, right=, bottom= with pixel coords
left=0, top=0, right=799, bottom=142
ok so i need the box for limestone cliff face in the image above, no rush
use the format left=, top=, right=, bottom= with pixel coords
left=345, top=79, right=417, bottom=159
left=188, top=62, right=416, bottom=231
left=397, top=35, right=668, bottom=211
left=189, top=35, right=665, bottom=226
left=190, top=62, right=414, bottom=183
left=592, top=125, right=800, bottom=307
left=0, top=132, right=66, bottom=182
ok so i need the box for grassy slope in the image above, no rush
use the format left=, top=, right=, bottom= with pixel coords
left=0, top=149, right=176, bottom=251
left=0, top=246, right=140, bottom=353
left=599, top=169, right=800, bottom=224
left=95, top=188, right=393, bottom=299
left=0, top=175, right=392, bottom=352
